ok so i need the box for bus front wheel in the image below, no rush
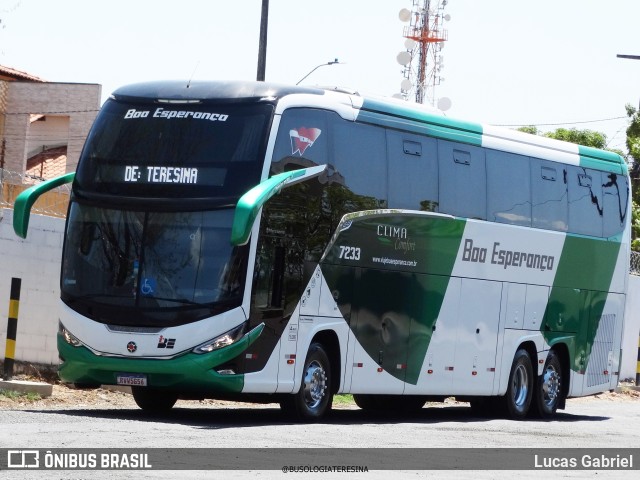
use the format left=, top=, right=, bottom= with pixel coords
left=280, top=342, right=333, bottom=421
left=503, top=348, right=533, bottom=419
left=131, top=387, right=178, bottom=413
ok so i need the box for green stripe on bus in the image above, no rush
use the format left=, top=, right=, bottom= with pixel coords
left=542, top=235, right=622, bottom=372
left=361, top=98, right=484, bottom=135
left=357, top=99, right=483, bottom=147
left=321, top=213, right=466, bottom=385
left=578, top=145, right=627, bottom=174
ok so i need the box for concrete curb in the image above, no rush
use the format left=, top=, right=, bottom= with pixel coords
left=0, top=379, right=53, bottom=397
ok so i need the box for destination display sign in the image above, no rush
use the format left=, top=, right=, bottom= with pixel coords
left=124, top=165, right=199, bottom=184
left=114, top=165, right=226, bottom=186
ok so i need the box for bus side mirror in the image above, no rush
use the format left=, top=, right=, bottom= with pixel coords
left=13, top=172, right=75, bottom=239
left=230, top=165, right=327, bottom=246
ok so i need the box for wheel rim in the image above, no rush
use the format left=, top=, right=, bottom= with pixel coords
left=302, top=359, right=327, bottom=410
left=541, top=364, right=560, bottom=409
left=512, top=363, right=529, bottom=412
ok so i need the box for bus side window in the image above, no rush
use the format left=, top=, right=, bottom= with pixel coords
left=532, top=160, right=568, bottom=232
left=437, top=140, right=486, bottom=219
left=386, top=131, right=438, bottom=211
left=603, top=172, right=629, bottom=237
left=568, top=166, right=603, bottom=237
left=486, top=150, right=531, bottom=227
left=271, top=108, right=330, bottom=171
left=333, top=121, right=387, bottom=207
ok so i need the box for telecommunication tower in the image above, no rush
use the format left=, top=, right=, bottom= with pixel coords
left=396, top=0, right=451, bottom=110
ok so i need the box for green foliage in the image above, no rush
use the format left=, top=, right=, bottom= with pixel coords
left=332, top=394, right=354, bottom=406
left=626, top=104, right=640, bottom=164
left=544, top=128, right=608, bottom=149
left=625, top=104, right=640, bottom=251
left=517, top=125, right=539, bottom=135
left=517, top=125, right=608, bottom=150
left=633, top=201, right=640, bottom=237
left=0, top=389, right=42, bottom=401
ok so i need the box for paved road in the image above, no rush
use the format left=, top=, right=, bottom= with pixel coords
left=1, top=395, right=639, bottom=479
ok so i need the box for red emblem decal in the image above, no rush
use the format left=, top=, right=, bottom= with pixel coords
left=289, top=127, right=321, bottom=155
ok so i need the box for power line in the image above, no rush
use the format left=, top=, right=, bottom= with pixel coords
left=495, top=116, right=628, bottom=128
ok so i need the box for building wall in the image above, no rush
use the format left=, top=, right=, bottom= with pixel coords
left=0, top=208, right=64, bottom=365
left=26, top=115, right=70, bottom=158
left=3, top=82, right=100, bottom=175
left=0, top=80, right=8, bottom=140
left=623, top=275, right=640, bottom=381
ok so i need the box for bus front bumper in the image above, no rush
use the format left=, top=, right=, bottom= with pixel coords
left=57, top=324, right=264, bottom=395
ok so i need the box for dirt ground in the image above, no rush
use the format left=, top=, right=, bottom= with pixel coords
left=1, top=371, right=638, bottom=411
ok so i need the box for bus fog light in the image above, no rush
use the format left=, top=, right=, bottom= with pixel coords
left=59, top=321, right=84, bottom=347
left=193, top=323, right=246, bottom=354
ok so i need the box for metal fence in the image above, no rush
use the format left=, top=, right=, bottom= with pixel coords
left=0, top=168, right=70, bottom=218
left=631, top=251, right=640, bottom=276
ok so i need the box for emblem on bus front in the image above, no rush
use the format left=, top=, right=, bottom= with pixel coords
left=126, top=341, right=137, bottom=353
left=289, top=127, right=321, bottom=155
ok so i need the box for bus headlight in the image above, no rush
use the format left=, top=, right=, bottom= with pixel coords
left=192, top=323, right=246, bottom=354
left=58, top=321, right=84, bottom=347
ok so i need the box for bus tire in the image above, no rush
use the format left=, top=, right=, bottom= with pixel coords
left=280, top=342, right=333, bottom=422
left=503, top=348, right=533, bottom=419
left=353, top=394, right=384, bottom=411
left=532, top=350, right=562, bottom=419
left=131, top=387, right=178, bottom=412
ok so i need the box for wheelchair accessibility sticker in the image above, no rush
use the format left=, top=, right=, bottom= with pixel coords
left=140, top=278, right=157, bottom=296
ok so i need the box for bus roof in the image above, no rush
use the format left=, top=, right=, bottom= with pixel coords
left=356, top=96, right=627, bottom=175
left=109, top=80, right=626, bottom=175
left=111, top=80, right=325, bottom=103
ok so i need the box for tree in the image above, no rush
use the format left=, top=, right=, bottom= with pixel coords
left=624, top=104, right=640, bottom=251
left=517, top=126, right=608, bottom=149
left=625, top=104, right=640, bottom=181
left=544, top=128, right=608, bottom=150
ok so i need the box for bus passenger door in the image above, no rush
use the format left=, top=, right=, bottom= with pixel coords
left=404, top=276, right=461, bottom=395
left=451, top=278, right=502, bottom=395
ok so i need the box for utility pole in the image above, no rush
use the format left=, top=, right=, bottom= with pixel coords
left=256, top=0, right=269, bottom=81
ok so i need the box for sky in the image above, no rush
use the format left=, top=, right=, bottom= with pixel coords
left=1, top=0, right=639, bottom=153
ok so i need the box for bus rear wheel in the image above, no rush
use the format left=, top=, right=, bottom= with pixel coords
left=131, top=387, right=178, bottom=413
left=280, top=342, right=333, bottom=422
left=532, top=350, right=562, bottom=419
left=502, top=348, right=533, bottom=419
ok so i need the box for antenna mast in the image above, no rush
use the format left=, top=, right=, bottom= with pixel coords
left=397, top=0, right=450, bottom=108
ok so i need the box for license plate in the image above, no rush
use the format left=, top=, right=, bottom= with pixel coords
left=116, top=373, right=147, bottom=386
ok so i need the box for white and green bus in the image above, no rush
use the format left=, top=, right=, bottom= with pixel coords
left=14, top=81, right=630, bottom=421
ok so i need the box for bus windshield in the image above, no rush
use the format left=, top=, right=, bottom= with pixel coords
left=61, top=203, right=248, bottom=327
left=74, top=99, right=273, bottom=200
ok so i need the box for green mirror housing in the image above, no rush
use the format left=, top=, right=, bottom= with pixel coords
left=231, top=165, right=327, bottom=246
left=13, top=172, right=75, bottom=239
